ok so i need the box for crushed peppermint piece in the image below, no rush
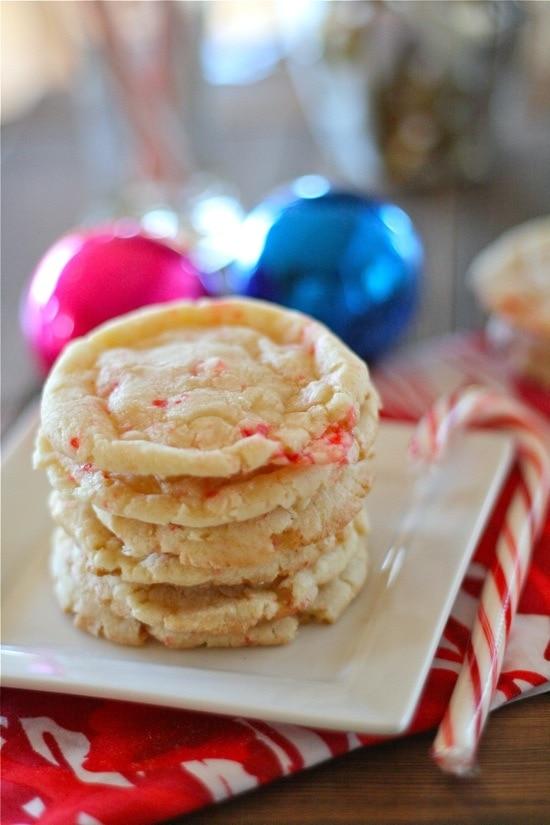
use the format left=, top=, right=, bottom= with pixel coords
left=240, top=422, right=271, bottom=438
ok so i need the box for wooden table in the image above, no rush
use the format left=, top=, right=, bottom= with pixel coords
left=2, top=61, right=549, bottom=825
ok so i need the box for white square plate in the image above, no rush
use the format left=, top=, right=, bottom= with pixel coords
left=1, top=412, right=512, bottom=734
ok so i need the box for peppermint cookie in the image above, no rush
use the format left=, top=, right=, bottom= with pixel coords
left=36, top=403, right=376, bottom=526
left=91, top=462, right=371, bottom=562
left=38, top=435, right=346, bottom=527
left=40, top=299, right=377, bottom=477
left=469, top=216, right=550, bottom=339
left=470, top=217, right=550, bottom=386
left=51, top=524, right=368, bottom=648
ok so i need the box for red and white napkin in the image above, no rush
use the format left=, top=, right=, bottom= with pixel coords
left=2, top=332, right=549, bottom=825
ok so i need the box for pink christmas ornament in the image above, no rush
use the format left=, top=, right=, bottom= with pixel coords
left=21, top=223, right=207, bottom=372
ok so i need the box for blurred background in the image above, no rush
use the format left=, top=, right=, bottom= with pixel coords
left=2, top=0, right=550, bottom=430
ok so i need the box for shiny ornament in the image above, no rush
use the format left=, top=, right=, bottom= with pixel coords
left=22, top=223, right=207, bottom=372
left=228, top=177, right=423, bottom=360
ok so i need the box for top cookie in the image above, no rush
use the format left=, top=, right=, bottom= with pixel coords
left=40, top=298, right=377, bottom=477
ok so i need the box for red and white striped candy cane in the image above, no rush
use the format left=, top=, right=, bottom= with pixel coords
left=410, top=386, right=550, bottom=776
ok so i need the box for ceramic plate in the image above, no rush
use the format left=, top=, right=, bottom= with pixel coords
left=1, top=411, right=512, bottom=734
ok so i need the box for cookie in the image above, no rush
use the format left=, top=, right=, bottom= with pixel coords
left=51, top=529, right=368, bottom=649
left=469, top=215, right=550, bottom=339
left=39, top=437, right=339, bottom=527
left=94, top=461, right=370, bottom=560
left=40, top=299, right=378, bottom=478
left=35, top=401, right=376, bottom=527
left=50, top=465, right=370, bottom=573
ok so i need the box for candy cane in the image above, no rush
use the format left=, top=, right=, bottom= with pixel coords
left=410, top=386, right=550, bottom=776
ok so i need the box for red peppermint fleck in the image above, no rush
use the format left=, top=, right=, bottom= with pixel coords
left=212, top=359, right=226, bottom=375
left=285, top=451, right=305, bottom=465
left=152, top=398, right=168, bottom=408
left=240, top=422, right=270, bottom=438
left=329, top=427, right=349, bottom=447
left=272, top=447, right=312, bottom=465
left=69, top=437, right=80, bottom=449
left=81, top=463, right=94, bottom=473
left=322, top=422, right=353, bottom=449
left=271, top=447, right=313, bottom=466
left=325, top=428, right=343, bottom=445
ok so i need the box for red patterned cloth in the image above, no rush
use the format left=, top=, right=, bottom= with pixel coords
left=2, top=333, right=549, bottom=825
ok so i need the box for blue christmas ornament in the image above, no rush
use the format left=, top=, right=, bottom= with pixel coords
left=228, top=176, right=423, bottom=360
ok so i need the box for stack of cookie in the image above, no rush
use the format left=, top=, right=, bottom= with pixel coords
left=35, top=299, right=379, bottom=648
